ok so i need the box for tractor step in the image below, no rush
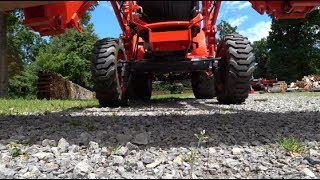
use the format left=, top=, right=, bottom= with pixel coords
left=124, top=58, right=219, bottom=73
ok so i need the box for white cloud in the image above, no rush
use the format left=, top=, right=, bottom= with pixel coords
left=238, top=2, right=251, bottom=10
left=239, top=21, right=271, bottom=43
left=227, top=15, right=248, bottom=27
left=224, top=1, right=251, bottom=10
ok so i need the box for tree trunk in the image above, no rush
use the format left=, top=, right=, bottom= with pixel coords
left=0, top=12, right=8, bottom=98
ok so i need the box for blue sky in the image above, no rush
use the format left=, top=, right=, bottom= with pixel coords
left=89, top=1, right=272, bottom=43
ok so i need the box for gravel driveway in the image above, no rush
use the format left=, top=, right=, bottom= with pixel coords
left=0, top=93, right=320, bottom=179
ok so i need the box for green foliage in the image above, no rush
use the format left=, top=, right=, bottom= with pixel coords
left=183, top=149, right=197, bottom=163
left=6, top=10, right=47, bottom=69
left=194, top=130, right=209, bottom=148
left=8, top=64, right=39, bottom=98
left=9, top=142, right=22, bottom=157
left=168, top=84, right=184, bottom=94
left=277, top=137, right=308, bottom=154
left=35, top=24, right=98, bottom=90
left=217, top=20, right=238, bottom=37
left=5, top=10, right=47, bottom=98
left=111, top=144, right=123, bottom=155
left=6, top=7, right=98, bottom=98
left=152, top=80, right=191, bottom=93
left=252, top=38, right=270, bottom=78
left=266, top=9, right=320, bottom=82
left=183, top=130, right=209, bottom=163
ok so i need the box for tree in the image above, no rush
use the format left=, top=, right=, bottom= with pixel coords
left=34, top=9, right=98, bottom=90
left=6, top=3, right=98, bottom=98
left=252, top=38, right=270, bottom=78
left=8, top=63, right=39, bottom=98
left=217, top=20, right=238, bottom=37
left=6, top=10, right=47, bottom=98
left=266, top=9, right=320, bottom=82
left=0, top=12, right=8, bottom=97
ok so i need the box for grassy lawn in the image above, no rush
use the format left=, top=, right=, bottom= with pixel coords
left=151, top=93, right=194, bottom=100
left=0, top=99, right=98, bottom=116
left=0, top=93, right=194, bottom=115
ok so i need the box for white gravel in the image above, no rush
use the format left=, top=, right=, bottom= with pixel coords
left=0, top=93, right=320, bottom=179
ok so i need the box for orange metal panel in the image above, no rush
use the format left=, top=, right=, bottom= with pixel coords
left=149, top=30, right=192, bottom=52
left=249, top=1, right=320, bottom=19
left=149, top=30, right=190, bottom=43
left=0, top=1, right=61, bottom=12
left=22, top=1, right=97, bottom=36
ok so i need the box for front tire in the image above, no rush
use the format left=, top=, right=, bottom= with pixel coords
left=191, top=71, right=216, bottom=99
left=129, top=73, right=152, bottom=100
left=215, top=33, right=255, bottom=104
left=91, top=38, right=129, bottom=107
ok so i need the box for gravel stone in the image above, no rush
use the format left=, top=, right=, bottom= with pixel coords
left=0, top=167, right=15, bottom=178
left=117, top=146, right=128, bottom=156
left=142, top=156, right=154, bottom=164
left=1, top=94, right=320, bottom=179
left=126, top=142, right=139, bottom=151
left=79, top=132, right=91, bottom=145
left=88, top=173, right=96, bottom=179
left=133, top=132, right=149, bottom=145
left=57, top=138, right=69, bottom=153
left=42, top=139, right=57, bottom=147
left=111, top=155, right=124, bottom=166
left=310, top=149, right=320, bottom=156
left=73, top=161, right=93, bottom=178
left=32, top=152, right=54, bottom=160
left=305, top=156, right=320, bottom=166
left=303, top=168, right=316, bottom=178
left=146, top=160, right=161, bottom=169
left=232, top=147, right=242, bottom=155
left=136, top=161, right=145, bottom=171
left=51, top=147, right=60, bottom=157
left=116, top=134, right=132, bottom=144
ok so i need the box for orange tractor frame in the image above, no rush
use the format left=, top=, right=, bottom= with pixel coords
left=0, top=1, right=319, bottom=107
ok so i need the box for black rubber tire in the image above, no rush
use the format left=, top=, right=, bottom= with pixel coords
left=215, top=33, right=255, bottom=104
left=191, top=71, right=215, bottom=99
left=91, top=38, right=128, bottom=107
left=129, top=74, right=152, bottom=100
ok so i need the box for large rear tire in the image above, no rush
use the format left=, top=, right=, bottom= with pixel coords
left=91, top=38, right=129, bottom=107
left=215, top=33, right=255, bottom=104
left=191, top=71, right=215, bottom=99
left=129, top=74, right=152, bottom=100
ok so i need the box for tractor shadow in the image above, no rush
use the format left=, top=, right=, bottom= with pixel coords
left=0, top=97, right=319, bottom=149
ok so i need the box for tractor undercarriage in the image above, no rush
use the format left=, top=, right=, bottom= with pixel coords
left=0, top=1, right=319, bottom=107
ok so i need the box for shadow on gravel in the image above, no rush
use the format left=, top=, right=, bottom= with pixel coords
left=0, top=97, right=319, bottom=149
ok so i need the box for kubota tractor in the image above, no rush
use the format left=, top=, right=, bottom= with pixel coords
left=0, top=1, right=319, bottom=107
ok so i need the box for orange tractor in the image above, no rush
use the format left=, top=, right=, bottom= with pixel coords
left=0, top=1, right=319, bottom=107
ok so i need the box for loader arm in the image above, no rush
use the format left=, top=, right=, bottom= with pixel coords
left=0, top=1, right=97, bottom=36
left=0, top=1, right=319, bottom=36
left=249, top=1, right=320, bottom=20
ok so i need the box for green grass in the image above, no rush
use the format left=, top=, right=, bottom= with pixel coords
left=0, top=99, right=98, bottom=116
left=277, top=137, right=308, bottom=154
left=151, top=93, right=194, bottom=100
left=9, top=142, right=22, bottom=157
